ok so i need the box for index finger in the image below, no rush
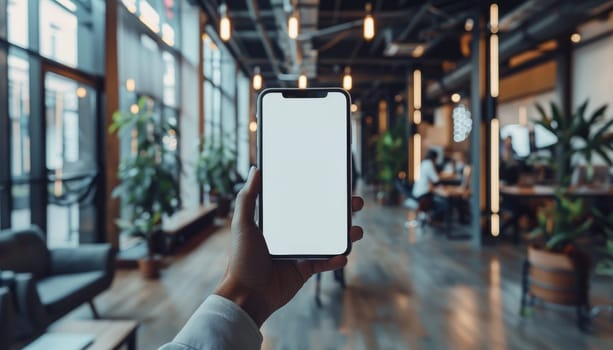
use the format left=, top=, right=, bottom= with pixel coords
left=352, top=196, right=364, bottom=212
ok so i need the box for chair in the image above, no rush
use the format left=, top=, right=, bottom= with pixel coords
left=0, top=226, right=115, bottom=338
left=1, top=287, right=15, bottom=349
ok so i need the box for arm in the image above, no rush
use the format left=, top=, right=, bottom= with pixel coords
left=49, top=244, right=114, bottom=275
left=425, top=160, right=440, bottom=186
left=160, top=167, right=365, bottom=349
left=159, top=295, right=262, bottom=350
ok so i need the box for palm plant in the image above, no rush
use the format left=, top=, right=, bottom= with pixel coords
left=529, top=100, right=612, bottom=251
left=375, top=124, right=406, bottom=201
left=109, top=97, right=181, bottom=258
left=195, top=139, right=238, bottom=199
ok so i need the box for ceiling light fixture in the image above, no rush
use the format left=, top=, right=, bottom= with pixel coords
left=252, top=66, right=263, bottom=90
left=219, top=3, right=231, bottom=42
left=412, top=44, right=425, bottom=58
left=363, top=3, right=375, bottom=41
left=342, top=66, right=352, bottom=91
left=298, top=73, right=307, bottom=89
left=464, top=18, right=474, bottom=32
left=570, top=32, right=581, bottom=43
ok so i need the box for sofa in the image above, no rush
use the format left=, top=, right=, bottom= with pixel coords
left=0, top=226, right=115, bottom=338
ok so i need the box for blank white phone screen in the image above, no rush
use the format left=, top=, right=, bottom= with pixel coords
left=261, top=91, right=349, bottom=256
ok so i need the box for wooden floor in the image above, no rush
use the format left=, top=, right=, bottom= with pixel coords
left=61, top=192, right=613, bottom=350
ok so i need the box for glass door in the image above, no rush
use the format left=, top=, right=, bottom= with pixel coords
left=44, top=71, right=99, bottom=248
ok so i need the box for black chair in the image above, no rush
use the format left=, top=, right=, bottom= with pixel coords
left=0, top=286, right=15, bottom=349
left=0, top=226, right=115, bottom=338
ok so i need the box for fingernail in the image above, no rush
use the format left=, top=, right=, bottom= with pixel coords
left=248, top=166, right=256, bottom=180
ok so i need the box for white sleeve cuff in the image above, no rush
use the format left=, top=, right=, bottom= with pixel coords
left=168, top=294, right=263, bottom=350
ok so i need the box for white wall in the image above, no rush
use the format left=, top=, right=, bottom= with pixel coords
left=572, top=14, right=613, bottom=166
left=573, top=15, right=613, bottom=111
left=498, top=90, right=558, bottom=127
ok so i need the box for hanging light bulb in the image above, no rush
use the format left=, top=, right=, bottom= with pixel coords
left=219, top=3, right=231, bottom=42
left=298, top=73, right=307, bottom=89
left=288, top=10, right=299, bottom=39
left=252, top=66, right=263, bottom=90
left=342, top=66, right=352, bottom=91
left=363, top=3, right=375, bottom=41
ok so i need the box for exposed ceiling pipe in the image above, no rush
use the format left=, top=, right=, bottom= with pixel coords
left=426, top=0, right=605, bottom=99
left=246, top=0, right=286, bottom=85
left=270, top=0, right=302, bottom=75
left=396, top=1, right=432, bottom=42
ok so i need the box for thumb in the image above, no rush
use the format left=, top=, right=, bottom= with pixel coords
left=233, top=167, right=260, bottom=228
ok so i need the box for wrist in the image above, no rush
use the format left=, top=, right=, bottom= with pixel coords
left=214, top=279, right=270, bottom=327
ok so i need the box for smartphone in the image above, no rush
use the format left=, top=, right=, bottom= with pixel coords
left=257, top=88, right=352, bottom=259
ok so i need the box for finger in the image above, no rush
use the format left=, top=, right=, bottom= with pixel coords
left=297, top=256, right=347, bottom=281
left=352, top=196, right=364, bottom=212
left=350, top=226, right=364, bottom=242
left=233, top=167, right=261, bottom=228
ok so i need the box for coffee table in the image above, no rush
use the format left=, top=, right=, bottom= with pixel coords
left=38, top=320, right=138, bottom=350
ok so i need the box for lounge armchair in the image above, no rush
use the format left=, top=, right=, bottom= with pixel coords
left=0, top=226, right=115, bottom=338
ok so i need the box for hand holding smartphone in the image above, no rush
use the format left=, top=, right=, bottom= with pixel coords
left=257, top=88, right=352, bottom=259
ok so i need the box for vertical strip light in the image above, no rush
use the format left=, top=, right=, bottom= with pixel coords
left=413, top=134, right=421, bottom=181
left=412, top=69, right=422, bottom=182
left=489, top=4, right=499, bottom=98
left=491, top=114, right=500, bottom=236
left=413, top=69, right=421, bottom=110
left=490, top=4, right=500, bottom=237
left=288, top=10, right=299, bottom=39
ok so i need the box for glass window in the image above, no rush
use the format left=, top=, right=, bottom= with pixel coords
left=162, top=51, right=177, bottom=107
left=203, top=32, right=223, bottom=145
left=38, top=0, right=105, bottom=74
left=8, top=51, right=31, bottom=229
left=40, top=0, right=78, bottom=67
left=236, top=73, right=250, bottom=177
left=7, top=0, right=29, bottom=47
left=45, top=72, right=98, bottom=248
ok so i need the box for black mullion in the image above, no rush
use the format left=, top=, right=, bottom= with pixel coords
left=0, top=0, right=11, bottom=228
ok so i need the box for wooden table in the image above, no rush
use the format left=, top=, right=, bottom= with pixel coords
left=42, top=320, right=138, bottom=350
left=500, top=184, right=613, bottom=198
left=434, top=185, right=471, bottom=240
left=499, top=184, right=613, bottom=243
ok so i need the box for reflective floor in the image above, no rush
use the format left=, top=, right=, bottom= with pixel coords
left=62, top=189, right=613, bottom=350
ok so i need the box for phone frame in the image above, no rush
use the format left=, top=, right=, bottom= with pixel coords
left=256, top=88, right=352, bottom=260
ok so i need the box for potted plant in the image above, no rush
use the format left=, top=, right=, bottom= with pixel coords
left=109, top=97, right=181, bottom=279
left=593, top=209, right=613, bottom=277
left=522, top=100, right=612, bottom=327
left=374, top=125, right=406, bottom=205
left=196, top=139, right=238, bottom=217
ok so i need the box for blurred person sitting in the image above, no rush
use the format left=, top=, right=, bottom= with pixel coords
left=500, top=135, right=520, bottom=184
left=411, top=149, right=448, bottom=225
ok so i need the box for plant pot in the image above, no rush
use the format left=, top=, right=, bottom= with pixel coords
left=211, top=196, right=231, bottom=217
left=138, top=257, right=160, bottom=279
left=524, top=245, right=590, bottom=306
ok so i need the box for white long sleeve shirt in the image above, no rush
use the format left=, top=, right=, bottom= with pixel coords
left=412, top=159, right=440, bottom=198
left=160, top=295, right=263, bottom=350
